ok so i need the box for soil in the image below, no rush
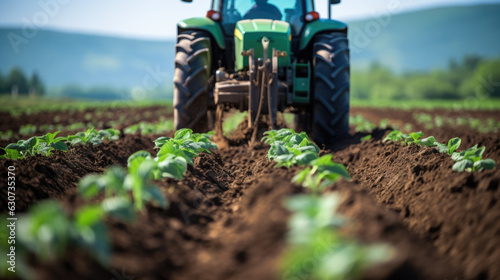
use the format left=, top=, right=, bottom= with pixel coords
left=1, top=107, right=500, bottom=280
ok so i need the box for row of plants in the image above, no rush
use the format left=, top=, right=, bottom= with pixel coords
left=262, top=128, right=391, bottom=279
left=1, top=128, right=216, bottom=278
left=0, top=156, right=168, bottom=278
left=15, top=122, right=107, bottom=137
left=0, top=128, right=120, bottom=160
left=2, top=98, right=172, bottom=117
left=384, top=130, right=497, bottom=172
left=12, top=112, right=170, bottom=138
left=414, top=113, right=500, bottom=133
left=124, top=120, right=174, bottom=135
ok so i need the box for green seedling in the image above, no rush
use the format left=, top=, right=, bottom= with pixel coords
left=451, top=145, right=497, bottom=172
left=361, top=135, right=372, bottom=141
left=78, top=163, right=167, bottom=218
left=414, top=113, right=432, bottom=124
left=1, top=131, right=68, bottom=159
left=383, top=130, right=405, bottom=143
left=154, top=128, right=217, bottom=159
left=19, top=124, right=37, bottom=135
left=281, top=194, right=393, bottom=280
left=262, top=128, right=296, bottom=144
left=404, top=131, right=424, bottom=145
left=292, top=155, right=351, bottom=193
left=16, top=200, right=112, bottom=267
left=67, top=128, right=119, bottom=146
left=264, top=128, right=320, bottom=168
left=434, top=137, right=461, bottom=155
left=350, top=115, right=376, bottom=133
left=378, top=119, right=390, bottom=129
left=384, top=130, right=424, bottom=145
left=124, top=120, right=174, bottom=135
left=0, top=130, right=15, bottom=141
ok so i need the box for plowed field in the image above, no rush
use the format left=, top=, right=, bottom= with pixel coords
left=1, top=106, right=499, bottom=280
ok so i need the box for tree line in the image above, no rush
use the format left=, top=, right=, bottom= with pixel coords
left=0, top=67, right=45, bottom=96
left=351, top=55, right=500, bottom=100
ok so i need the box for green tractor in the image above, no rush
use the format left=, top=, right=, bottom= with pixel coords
left=175, top=0, right=349, bottom=145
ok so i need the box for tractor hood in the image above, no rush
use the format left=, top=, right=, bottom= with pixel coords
left=234, top=19, right=291, bottom=71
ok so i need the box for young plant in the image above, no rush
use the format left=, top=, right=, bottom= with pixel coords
left=78, top=163, right=167, bottom=220
left=16, top=200, right=112, bottom=267
left=350, top=115, right=376, bottom=133
left=360, top=134, right=372, bottom=141
left=451, top=145, right=497, bottom=172
left=383, top=130, right=405, bottom=143
left=1, top=131, right=68, bottom=159
left=263, top=128, right=320, bottom=168
left=281, top=194, right=393, bottom=280
left=292, top=155, right=351, bottom=193
left=383, top=130, right=425, bottom=146
left=124, top=120, right=174, bottom=135
left=67, top=128, right=119, bottom=146
left=434, top=137, right=461, bottom=155
left=154, top=128, right=217, bottom=158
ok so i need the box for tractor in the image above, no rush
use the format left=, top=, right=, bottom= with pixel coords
left=175, top=0, right=349, bottom=145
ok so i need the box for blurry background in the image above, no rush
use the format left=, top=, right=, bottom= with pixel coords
left=0, top=0, right=499, bottom=101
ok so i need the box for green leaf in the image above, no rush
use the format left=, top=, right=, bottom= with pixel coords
left=447, top=137, right=461, bottom=154
left=101, top=197, right=135, bottom=222
left=360, top=135, right=372, bottom=141
left=174, top=128, right=192, bottom=140
left=410, top=131, right=424, bottom=141
left=453, top=159, right=474, bottom=172
left=421, top=136, right=437, bottom=147
left=74, top=205, right=104, bottom=228
left=383, top=130, right=403, bottom=143
left=158, top=155, right=187, bottom=180
left=70, top=137, right=85, bottom=146
left=311, top=155, right=334, bottom=166
left=322, top=163, right=351, bottom=180
left=78, top=174, right=102, bottom=199
left=50, top=142, right=68, bottom=151
left=89, top=137, right=103, bottom=145
left=127, top=150, right=152, bottom=166
left=474, top=159, right=497, bottom=172
left=5, top=143, right=22, bottom=151
left=21, top=136, right=37, bottom=149
left=1, top=148, right=21, bottom=159
left=144, top=186, right=168, bottom=209
left=130, top=174, right=144, bottom=210
left=292, top=168, right=311, bottom=185
left=44, top=131, right=60, bottom=144
left=137, top=159, right=158, bottom=181
left=404, top=132, right=423, bottom=145
left=53, top=136, right=68, bottom=142
left=463, top=146, right=485, bottom=162
left=153, top=136, right=171, bottom=148
left=295, top=151, right=319, bottom=166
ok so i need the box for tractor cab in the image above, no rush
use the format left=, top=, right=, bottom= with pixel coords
left=176, top=0, right=349, bottom=145
left=208, top=0, right=317, bottom=37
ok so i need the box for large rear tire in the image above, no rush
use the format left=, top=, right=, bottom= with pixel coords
left=173, top=31, right=212, bottom=132
left=310, top=32, right=350, bottom=145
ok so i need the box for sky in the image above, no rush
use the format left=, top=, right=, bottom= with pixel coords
left=0, top=0, right=499, bottom=40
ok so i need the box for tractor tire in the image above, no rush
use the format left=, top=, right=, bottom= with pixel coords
left=311, top=32, right=350, bottom=145
left=173, top=31, right=212, bottom=132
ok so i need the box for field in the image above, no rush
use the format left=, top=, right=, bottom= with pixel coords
left=1, top=99, right=500, bottom=280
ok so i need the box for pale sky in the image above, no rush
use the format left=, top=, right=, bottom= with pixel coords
left=0, top=0, right=499, bottom=40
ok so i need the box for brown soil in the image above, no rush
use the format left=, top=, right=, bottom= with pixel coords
left=1, top=107, right=499, bottom=280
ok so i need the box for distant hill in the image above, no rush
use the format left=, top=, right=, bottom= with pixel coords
left=348, top=3, right=500, bottom=72
left=0, top=3, right=499, bottom=98
left=0, top=29, right=176, bottom=98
